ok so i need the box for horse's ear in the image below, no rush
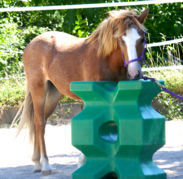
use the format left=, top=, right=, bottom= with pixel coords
left=138, top=8, right=149, bottom=24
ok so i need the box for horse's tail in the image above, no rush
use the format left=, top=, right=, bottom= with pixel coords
left=13, top=87, right=35, bottom=142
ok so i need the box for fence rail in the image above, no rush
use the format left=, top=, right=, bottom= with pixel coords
left=147, top=38, right=183, bottom=48
left=0, top=0, right=183, bottom=12
left=142, top=65, right=183, bottom=72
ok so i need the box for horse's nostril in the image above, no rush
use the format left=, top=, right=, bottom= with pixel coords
left=127, top=73, right=131, bottom=79
left=134, top=72, right=142, bottom=80
left=135, top=73, right=140, bottom=79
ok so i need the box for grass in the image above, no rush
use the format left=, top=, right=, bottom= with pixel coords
left=144, top=39, right=183, bottom=120
left=144, top=70, right=183, bottom=94
left=0, top=77, right=79, bottom=107
left=147, top=35, right=183, bottom=67
left=0, top=70, right=183, bottom=120
left=0, top=77, right=25, bottom=106
left=143, top=70, right=183, bottom=120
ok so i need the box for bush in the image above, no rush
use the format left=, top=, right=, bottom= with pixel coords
left=0, top=77, right=25, bottom=106
left=0, top=17, right=24, bottom=76
left=144, top=70, right=183, bottom=120
left=0, top=16, right=50, bottom=76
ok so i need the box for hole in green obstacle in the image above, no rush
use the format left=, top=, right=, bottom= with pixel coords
left=102, top=172, right=118, bottom=179
left=99, top=121, right=118, bottom=143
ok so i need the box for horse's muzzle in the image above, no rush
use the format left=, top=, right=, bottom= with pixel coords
left=128, top=70, right=142, bottom=80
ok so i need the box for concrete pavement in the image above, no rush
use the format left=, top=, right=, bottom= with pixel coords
left=0, top=120, right=183, bottom=179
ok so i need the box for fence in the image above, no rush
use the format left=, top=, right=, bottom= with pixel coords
left=0, top=0, right=183, bottom=12
left=0, top=0, right=183, bottom=78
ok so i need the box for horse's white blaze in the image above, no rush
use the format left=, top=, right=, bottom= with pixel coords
left=41, top=155, right=51, bottom=171
left=122, top=28, right=141, bottom=79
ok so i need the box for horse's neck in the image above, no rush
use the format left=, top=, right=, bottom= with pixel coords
left=109, top=47, right=123, bottom=70
left=85, top=41, right=126, bottom=81
left=107, top=48, right=127, bottom=81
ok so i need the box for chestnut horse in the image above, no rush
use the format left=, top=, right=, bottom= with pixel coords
left=16, top=8, right=149, bottom=174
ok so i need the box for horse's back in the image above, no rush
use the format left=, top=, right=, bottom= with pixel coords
left=23, top=31, right=81, bottom=56
left=23, top=31, right=83, bottom=75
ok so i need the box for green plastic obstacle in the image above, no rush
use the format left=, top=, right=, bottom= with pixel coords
left=70, top=81, right=166, bottom=179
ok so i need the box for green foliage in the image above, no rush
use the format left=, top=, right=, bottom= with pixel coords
left=0, top=17, right=24, bottom=76
left=60, top=96, right=80, bottom=104
left=145, top=3, right=183, bottom=64
left=0, top=17, right=50, bottom=76
left=147, top=3, right=183, bottom=42
left=144, top=70, right=183, bottom=120
left=0, top=78, right=25, bottom=106
left=72, top=11, right=91, bottom=37
left=0, top=77, right=79, bottom=106
left=154, top=92, right=183, bottom=120
left=146, top=41, right=183, bottom=67
left=22, top=26, right=50, bottom=45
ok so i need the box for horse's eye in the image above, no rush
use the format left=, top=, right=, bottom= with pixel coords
left=121, top=39, right=125, bottom=44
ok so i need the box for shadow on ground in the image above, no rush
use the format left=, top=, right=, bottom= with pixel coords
left=0, top=147, right=183, bottom=179
left=154, top=145, right=183, bottom=179
left=0, top=163, right=78, bottom=179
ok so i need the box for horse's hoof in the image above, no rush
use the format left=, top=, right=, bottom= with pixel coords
left=33, top=162, right=42, bottom=173
left=34, top=169, right=41, bottom=173
left=42, top=170, right=51, bottom=175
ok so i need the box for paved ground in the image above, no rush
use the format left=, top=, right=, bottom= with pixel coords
left=0, top=120, right=183, bottom=179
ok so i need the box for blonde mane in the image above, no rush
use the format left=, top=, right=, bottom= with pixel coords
left=86, top=9, right=146, bottom=57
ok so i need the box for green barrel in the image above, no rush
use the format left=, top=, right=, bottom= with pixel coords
left=70, top=81, right=166, bottom=179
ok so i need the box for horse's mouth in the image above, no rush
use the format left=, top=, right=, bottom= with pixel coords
left=127, top=71, right=143, bottom=80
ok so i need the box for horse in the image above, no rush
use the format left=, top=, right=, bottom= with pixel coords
left=16, top=8, right=149, bottom=175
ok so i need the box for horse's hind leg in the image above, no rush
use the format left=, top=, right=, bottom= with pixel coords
left=31, top=80, right=61, bottom=174
left=44, top=81, right=62, bottom=120
left=28, top=78, right=51, bottom=174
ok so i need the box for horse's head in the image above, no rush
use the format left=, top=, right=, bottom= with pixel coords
left=109, top=8, right=149, bottom=80
left=87, top=8, right=149, bottom=80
